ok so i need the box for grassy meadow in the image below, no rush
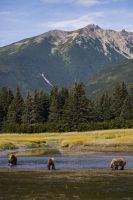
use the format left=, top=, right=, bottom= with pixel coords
left=0, top=129, right=133, bottom=153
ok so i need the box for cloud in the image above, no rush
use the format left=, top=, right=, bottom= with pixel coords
left=0, top=11, right=11, bottom=16
left=41, top=12, right=104, bottom=30
left=75, top=0, right=104, bottom=5
left=124, top=25, right=133, bottom=32
left=40, top=0, right=105, bottom=6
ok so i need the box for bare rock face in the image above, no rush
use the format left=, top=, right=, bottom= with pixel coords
left=32, top=24, right=133, bottom=59
left=76, top=24, right=133, bottom=59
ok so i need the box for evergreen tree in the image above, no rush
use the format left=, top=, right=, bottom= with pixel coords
left=22, top=92, right=34, bottom=123
left=96, top=93, right=112, bottom=121
left=8, top=89, right=14, bottom=105
left=7, top=86, right=24, bottom=124
left=37, top=91, right=50, bottom=122
left=111, top=82, right=128, bottom=118
left=120, top=95, right=133, bottom=120
left=60, top=87, right=69, bottom=106
left=31, top=91, right=39, bottom=123
left=86, top=99, right=96, bottom=122
left=59, top=87, right=69, bottom=118
left=0, top=87, right=14, bottom=122
left=64, top=83, right=90, bottom=129
left=48, top=87, right=62, bottom=122
left=31, top=91, right=50, bottom=123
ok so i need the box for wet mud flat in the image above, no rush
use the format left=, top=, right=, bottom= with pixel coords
left=0, top=169, right=133, bottom=200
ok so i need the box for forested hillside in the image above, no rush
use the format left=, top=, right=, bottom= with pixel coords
left=86, top=59, right=133, bottom=98
left=0, top=82, right=133, bottom=133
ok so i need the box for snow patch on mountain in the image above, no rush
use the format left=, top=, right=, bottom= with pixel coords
left=42, top=73, right=53, bottom=87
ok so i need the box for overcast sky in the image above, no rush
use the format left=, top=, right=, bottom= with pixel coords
left=0, top=0, right=132, bottom=47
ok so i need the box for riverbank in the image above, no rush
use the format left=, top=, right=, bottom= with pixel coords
left=0, top=169, right=133, bottom=200
left=0, top=129, right=133, bottom=154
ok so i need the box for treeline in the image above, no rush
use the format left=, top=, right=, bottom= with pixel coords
left=0, top=82, right=133, bottom=133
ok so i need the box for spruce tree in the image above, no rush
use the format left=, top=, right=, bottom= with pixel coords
left=8, top=89, right=14, bottom=105
left=111, top=82, right=128, bottom=118
left=7, top=86, right=24, bottom=124
left=64, top=83, right=90, bottom=129
left=59, top=87, right=69, bottom=118
left=96, top=93, right=112, bottom=121
left=31, top=91, right=39, bottom=123
left=22, top=92, right=34, bottom=123
left=31, top=91, right=50, bottom=123
left=37, top=91, right=50, bottom=122
left=60, top=88, right=69, bottom=106
left=120, top=95, right=133, bottom=120
left=0, top=87, right=14, bottom=122
left=48, top=87, right=62, bottom=122
left=87, top=99, right=96, bottom=122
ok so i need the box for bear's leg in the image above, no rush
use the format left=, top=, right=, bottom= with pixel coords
left=120, top=166, right=124, bottom=170
left=111, top=164, right=115, bottom=170
left=47, top=164, right=50, bottom=170
left=115, top=165, right=118, bottom=170
left=52, top=163, right=55, bottom=170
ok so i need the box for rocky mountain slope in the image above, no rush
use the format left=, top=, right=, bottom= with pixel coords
left=0, top=24, right=133, bottom=94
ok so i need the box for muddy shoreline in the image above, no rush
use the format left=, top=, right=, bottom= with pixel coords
left=0, top=168, right=133, bottom=172
left=0, top=169, right=133, bottom=200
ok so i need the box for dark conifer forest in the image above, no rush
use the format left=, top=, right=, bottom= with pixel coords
left=0, top=82, right=133, bottom=133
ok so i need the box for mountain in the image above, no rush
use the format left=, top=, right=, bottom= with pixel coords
left=86, top=59, right=133, bottom=99
left=0, top=24, right=133, bottom=94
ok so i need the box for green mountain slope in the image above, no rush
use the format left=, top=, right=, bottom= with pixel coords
left=0, top=25, right=133, bottom=94
left=86, top=59, right=133, bottom=98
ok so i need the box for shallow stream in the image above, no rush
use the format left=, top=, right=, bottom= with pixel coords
left=0, top=149, right=133, bottom=169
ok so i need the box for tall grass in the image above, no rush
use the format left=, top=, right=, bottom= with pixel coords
left=0, top=129, right=133, bottom=152
left=0, top=142, right=18, bottom=150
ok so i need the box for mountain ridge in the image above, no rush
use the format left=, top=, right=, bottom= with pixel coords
left=0, top=24, right=133, bottom=95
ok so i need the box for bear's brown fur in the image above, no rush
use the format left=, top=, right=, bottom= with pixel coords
left=110, top=158, right=126, bottom=170
left=47, top=158, right=55, bottom=170
left=8, top=154, right=17, bottom=166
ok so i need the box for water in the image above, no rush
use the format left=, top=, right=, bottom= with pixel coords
left=0, top=154, right=133, bottom=169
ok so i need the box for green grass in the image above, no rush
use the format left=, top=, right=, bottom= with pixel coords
left=26, top=140, right=47, bottom=148
left=0, top=129, right=133, bottom=152
left=0, top=142, right=18, bottom=150
left=0, top=134, right=48, bottom=150
left=16, top=149, right=60, bottom=157
left=61, top=129, right=133, bottom=152
left=0, top=169, right=133, bottom=200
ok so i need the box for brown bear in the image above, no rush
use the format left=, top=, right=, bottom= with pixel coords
left=8, top=154, right=17, bottom=166
left=47, top=158, right=55, bottom=170
left=110, top=158, right=126, bottom=170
